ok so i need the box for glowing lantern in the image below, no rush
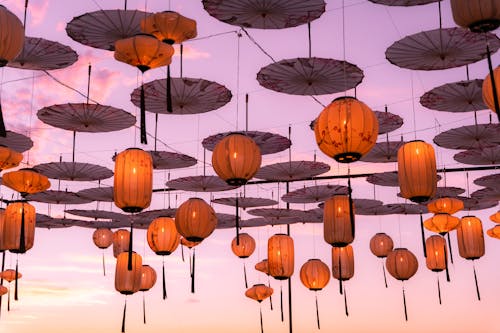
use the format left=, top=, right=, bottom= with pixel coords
left=314, top=96, right=378, bottom=163
left=2, top=168, right=50, bottom=197
left=115, top=251, right=142, bottom=332
left=369, top=232, right=394, bottom=288
left=245, top=284, right=274, bottom=333
left=483, top=66, right=500, bottom=118
left=0, top=146, right=22, bottom=171
left=255, top=259, right=269, bottom=275
left=427, top=197, right=464, bottom=215
left=268, top=234, right=294, bottom=280
left=0, top=5, right=24, bottom=67
left=1, top=268, right=21, bottom=305
left=424, top=213, right=461, bottom=235
left=0, top=208, right=5, bottom=251
left=212, top=133, right=262, bottom=186
left=112, top=229, right=130, bottom=258
left=147, top=217, right=180, bottom=300
left=323, top=195, right=355, bottom=247
left=175, top=197, right=217, bottom=242
left=425, top=235, right=449, bottom=304
left=231, top=233, right=256, bottom=258
left=300, top=259, right=330, bottom=328
left=139, top=264, right=156, bottom=324
left=386, top=248, right=418, bottom=321
left=450, top=0, right=500, bottom=33
left=331, top=245, right=354, bottom=316
left=141, top=11, right=197, bottom=44
left=92, top=228, right=113, bottom=276
left=397, top=140, right=437, bottom=203
left=3, top=202, right=36, bottom=254
left=487, top=225, right=500, bottom=239
left=490, top=211, right=500, bottom=224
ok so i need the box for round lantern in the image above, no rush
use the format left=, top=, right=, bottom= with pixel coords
left=92, top=228, right=113, bottom=249
left=323, top=195, right=355, bottom=247
left=255, top=259, right=270, bottom=275
left=139, top=265, right=157, bottom=292
left=490, top=211, right=500, bottom=224
left=424, top=213, right=461, bottom=235
left=487, top=225, right=500, bottom=239
left=147, top=217, right=180, bottom=255
left=114, top=34, right=174, bottom=73
left=425, top=235, right=448, bottom=272
left=113, top=148, right=153, bottom=213
left=300, top=259, right=330, bottom=291
left=386, top=248, right=418, bottom=281
left=268, top=234, right=294, bottom=280
left=0, top=5, right=24, bottom=67
left=397, top=140, right=437, bottom=203
left=314, top=96, right=379, bottom=163
left=212, top=133, right=262, bottom=186
left=427, top=197, right=464, bottom=215
left=450, top=0, right=500, bottom=33
left=331, top=245, right=355, bottom=282
left=2, top=168, right=50, bottom=197
left=3, top=202, right=36, bottom=253
left=369, top=233, right=394, bottom=258
left=483, top=66, right=500, bottom=114
left=175, top=198, right=217, bottom=242
left=0, top=146, right=22, bottom=171
left=112, top=229, right=130, bottom=258
left=141, top=11, right=197, bottom=44
left=457, top=216, right=485, bottom=260
left=231, top=233, right=256, bottom=258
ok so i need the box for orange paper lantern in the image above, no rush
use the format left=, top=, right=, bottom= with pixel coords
left=457, top=216, right=485, bottom=260
left=450, top=0, right=500, bottom=33
left=139, top=265, right=157, bottom=291
left=268, top=234, right=294, bottom=280
left=0, top=5, right=24, bottom=67
left=141, top=11, right=197, bottom=44
left=112, top=229, right=130, bottom=258
left=0, top=146, right=22, bottom=171
left=3, top=202, right=36, bottom=253
left=147, top=217, right=180, bottom=255
left=424, top=213, right=461, bottom=235
left=231, top=233, right=256, bottom=258
left=92, top=228, right=113, bottom=249
left=300, top=259, right=330, bottom=291
left=425, top=235, right=448, bottom=272
left=323, top=195, right=355, bottom=247
left=385, top=248, right=418, bottom=281
left=175, top=198, right=217, bottom=242
left=115, top=251, right=143, bottom=295
left=427, top=197, right=464, bottom=215
left=331, top=245, right=355, bottom=281
left=369, top=233, right=394, bottom=258
left=2, top=168, right=50, bottom=196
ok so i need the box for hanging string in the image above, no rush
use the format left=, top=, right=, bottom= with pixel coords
left=191, top=248, right=196, bottom=293
left=308, top=22, right=312, bottom=58
left=243, top=262, right=248, bottom=288
left=162, top=258, right=167, bottom=300
left=154, top=114, right=159, bottom=151
left=140, top=79, right=147, bottom=144
left=143, top=293, right=147, bottom=324
left=23, top=0, right=29, bottom=29
left=121, top=298, right=127, bottom=333
left=344, top=286, right=349, bottom=317
left=315, top=292, right=320, bottom=329
left=7, top=284, right=10, bottom=311
left=473, top=261, right=481, bottom=301
left=259, top=304, right=264, bottom=333
left=245, top=94, right=249, bottom=132
left=235, top=31, right=242, bottom=130
left=444, top=240, right=451, bottom=282
left=181, top=243, right=185, bottom=262
left=127, top=218, right=134, bottom=271
left=14, top=258, right=19, bottom=300
left=447, top=233, right=454, bottom=264
left=102, top=250, right=106, bottom=276
left=437, top=275, right=442, bottom=305
left=347, top=170, right=355, bottom=239
left=267, top=274, right=273, bottom=311
left=180, top=44, right=184, bottom=78
left=235, top=197, right=240, bottom=245
left=124, top=0, right=127, bottom=10
left=341, top=0, right=347, bottom=94
left=338, top=253, right=343, bottom=295
left=410, top=72, right=417, bottom=140
left=280, top=283, right=284, bottom=322
left=382, top=260, right=388, bottom=288
left=166, top=65, right=173, bottom=113
left=402, top=283, right=408, bottom=321
left=0, top=251, right=4, bottom=316
left=19, top=204, right=26, bottom=253
left=419, top=213, right=427, bottom=257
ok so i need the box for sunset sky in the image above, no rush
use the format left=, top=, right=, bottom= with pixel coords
left=0, top=0, right=499, bottom=332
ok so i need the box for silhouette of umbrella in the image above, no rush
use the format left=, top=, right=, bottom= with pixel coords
left=25, top=190, right=93, bottom=205
left=473, top=173, right=500, bottom=188
left=166, top=175, right=238, bottom=192
left=203, top=131, right=291, bottom=155
left=34, top=162, right=113, bottom=181
left=149, top=151, right=197, bottom=170
left=212, top=197, right=278, bottom=209
left=454, top=146, right=500, bottom=165
left=281, top=184, right=348, bottom=204
left=0, top=131, right=33, bottom=153
left=434, top=124, right=500, bottom=150
left=255, top=160, right=330, bottom=181
left=77, top=187, right=114, bottom=202
left=420, top=79, right=487, bottom=113
left=360, top=141, right=405, bottom=163
left=368, top=0, right=440, bottom=6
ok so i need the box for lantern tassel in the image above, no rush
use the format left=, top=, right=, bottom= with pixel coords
left=102, top=252, right=106, bottom=276
left=444, top=242, right=450, bottom=282
left=14, top=259, right=19, bottom=301
left=315, top=293, right=320, bottom=329
left=162, top=259, right=167, bottom=300
left=191, top=249, right=196, bottom=294
left=0, top=102, right=7, bottom=137
left=127, top=224, right=133, bottom=271
left=268, top=276, right=273, bottom=311
left=447, top=233, right=454, bottom=264
left=7, top=287, right=10, bottom=311
left=347, top=177, right=355, bottom=239
left=486, top=43, right=500, bottom=122
left=419, top=213, right=427, bottom=257
left=235, top=197, right=240, bottom=245
left=344, top=286, right=349, bottom=317
left=0, top=251, right=3, bottom=316
left=437, top=275, right=442, bottom=305
left=140, top=84, right=147, bottom=144
left=166, top=65, right=173, bottom=113
left=402, top=285, right=408, bottom=322
left=382, top=261, right=388, bottom=288
left=19, top=205, right=26, bottom=253
left=280, top=284, right=284, bottom=322
left=143, top=293, right=146, bottom=324
left=181, top=244, right=185, bottom=262
left=243, top=262, right=248, bottom=289
left=338, top=254, right=343, bottom=295
left=288, top=275, right=293, bottom=333
left=259, top=304, right=264, bottom=333
left=180, top=44, right=184, bottom=78
left=121, top=299, right=127, bottom=333
left=473, top=262, right=481, bottom=301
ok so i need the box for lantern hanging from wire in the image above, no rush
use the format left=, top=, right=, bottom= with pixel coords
left=180, top=237, right=201, bottom=294
left=424, top=213, right=461, bottom=235
left=425, top=235, right=449, bottom=305
left=115, top=251, right=142, bottom=333
left=0, top=146, right=22, bottom=171
left=2, top=168, right=50, bottom=197
left=255, top=259, right=274, bottom=311
left=332, top=245, right=354, bottom=316
left=397, top=140, right=437, bottom=203
left=300, top=259, right=330, bottom=329
left=483, top=66, right=500, bottom=122
left=490, top=211, right=500, bottom=224
left=268, top=234, right=294, bottom=280
left=112, top=229, right=130, bottom=258
left=3, top=202, right=36, bottom=254
left=385, top=248, right=418, bottom=321
left=139, top=265, right=157, bottom=325
left=245, top=283, right=274, bottom=333
left=231, top=233, right=256, bottom=288
left=92, top=228, right=113, bottom=276
left=487, top=225, right=500, bottom=239
left=450, top=0, right=500, bottom=33
left=147, top=216, right=180, bottom=300
left=427, top=197, right=464, bottom=215
left=0, top=268, right=21, bottom=310
left=175, top=197, right=217, bottom=242
left=369, top=232, right=394, bottom=288
left=456, top=215, right=485, bottom=301
left=323, top=195, right=355, bottom=247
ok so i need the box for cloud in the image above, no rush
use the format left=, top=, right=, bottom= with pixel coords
left=173, top=45, right=210, bottom=60
left=28, top=0, right=49, bottom=27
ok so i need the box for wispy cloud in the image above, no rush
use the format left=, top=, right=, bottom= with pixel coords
left=173, top=45, right=211, bottom=60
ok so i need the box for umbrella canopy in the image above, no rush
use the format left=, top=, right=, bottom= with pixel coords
left=386, top=28, right=500, bottom=71
left=454, top=146, right=500, bottom=165
left=77, top=187, right=114, bottom=202
left=368, top=0, right=440, bottom=5
left=420, top=79, right=487, bottom=113
left=212, top=197, right=278, bottom=209
left=471, top=188, right=500, bottom=201
left=136, top=208, right=177, bottom=220
left=360, top=141, right=405, bottom=163
left=385, top=203, right=428, bottom=214
left=25, top=190, right=93, bottom=205
left=433, top=124, right=500, bottom=150
left=247, top=208, right=305, bottom=219
left=202, top=0, right=325, bottom=29
left=36, top=218, right=84, bottom=229
left=366, top=171, right=399, bottom=187
left=373, top=110, right=404, bottom=134
left=66, top=9, right=152, bottom=51
left=34, top=162, right=113, bottom=181
left=166, top=175, right=238, bottom=192
left=7, top=37, right=78, bottom=71
left=130, top=77, right=232, bottom=115
left=214, top=213, right=240, bottom=229
left=473, top=173, right=500, bottom=188
left=356, top=204, right=405, bottom=216
left=318, top=198, right=383, bottom=210
left=65, top=209, right=128, bottom=221
left=457, top=196, right=498, bottom=211
left=281, top=184, right=348, bottom=204
left=257, top=57, right=363, bottom=95
left=202, top=131, right=291, bottom=155
left=241, top=216, right=304, bottom=228
left=255, top=160, right=330, bottom=181
left=0, top=131, right=34, bottom=153
left=75, top=220, right=127, bottom=229
left=149, top=150, right=197, bottom=170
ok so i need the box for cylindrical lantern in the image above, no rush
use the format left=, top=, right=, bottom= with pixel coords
left=147, top=217, right=180, bottom=255
left=0, top=146, right=22, bottom=171
left=300, top=259, right=330, bottom=291
left=397, top=140, right=437, bottom=203
left=323, top=195, right=355, bottom=247
left=450, top=0, right=500, bottom=33
left=114, top=34, right=174, bottom=73
left=112, top=229, right=130, bottom=258
left=487, top=225, right=500, bottom=239
left=212, top=133, right=262, bottom=186
left=245, top=283, right=274, bottom=302
left=427, top=197, right=464, bottom=215
left=386, top=248, right=418, bottom=281
left=332, top=245, right=355, bottom=281
left=115, top=251, right=143, bottom=295
left=92, top=228, right=113, bottom=249
left=255, top=259, right=269, bottom=275
left=457, top=216, right=485, bottom=260
left=490, top=211, right=500, bottom=224
left=141, top=11, right=197, bottom=44
left=2, top=168, right=51, bottom=196
left=0, top=5, right=25, bottom=67
left=483, top=66, right=500, bottom=113
left=175, top=198, right=217, bottom=242
left=139, top=265, right=157, bottom=291
left=113, top=148, right=153, bottom=213
left=425, top=235, right=447, bottom=272
left=231, top=233, right=256, bottom=258
left=268, top=234, right=294, bottom=280
left=3, top=202, right=36, bottom=253
left=369, top=233, right=394, bottom=258
left=314, top=96, right=379, bottom=163
left=424, top=213, right=461, bottom=235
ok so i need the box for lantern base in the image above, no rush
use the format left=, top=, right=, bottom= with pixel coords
left=155, top=251, right=173, bottom=256
left=334, top=152, right=362, bottom=163
left=272, top=276, right=290, bottom=281
left=186, top=236, right=204, bottom=243
left=469, top=20, right=500, bottom=33
left=121, top=207, right=145, bottom=214
left=9, top=249, right=27, bottom=254
left=119, top=291, right=135, bottom=296
left=226, top=178, right=248, bottom=186
left=0, top=59, right=7, bottom=67
left=409, top=196, right=431, bottom=204
left=331, top=242, right=352, bottom=248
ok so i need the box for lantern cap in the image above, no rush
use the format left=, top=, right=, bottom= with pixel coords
left=469, top=19, right=500, bottom=33
left=331, top=96, right=357, bottom=103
